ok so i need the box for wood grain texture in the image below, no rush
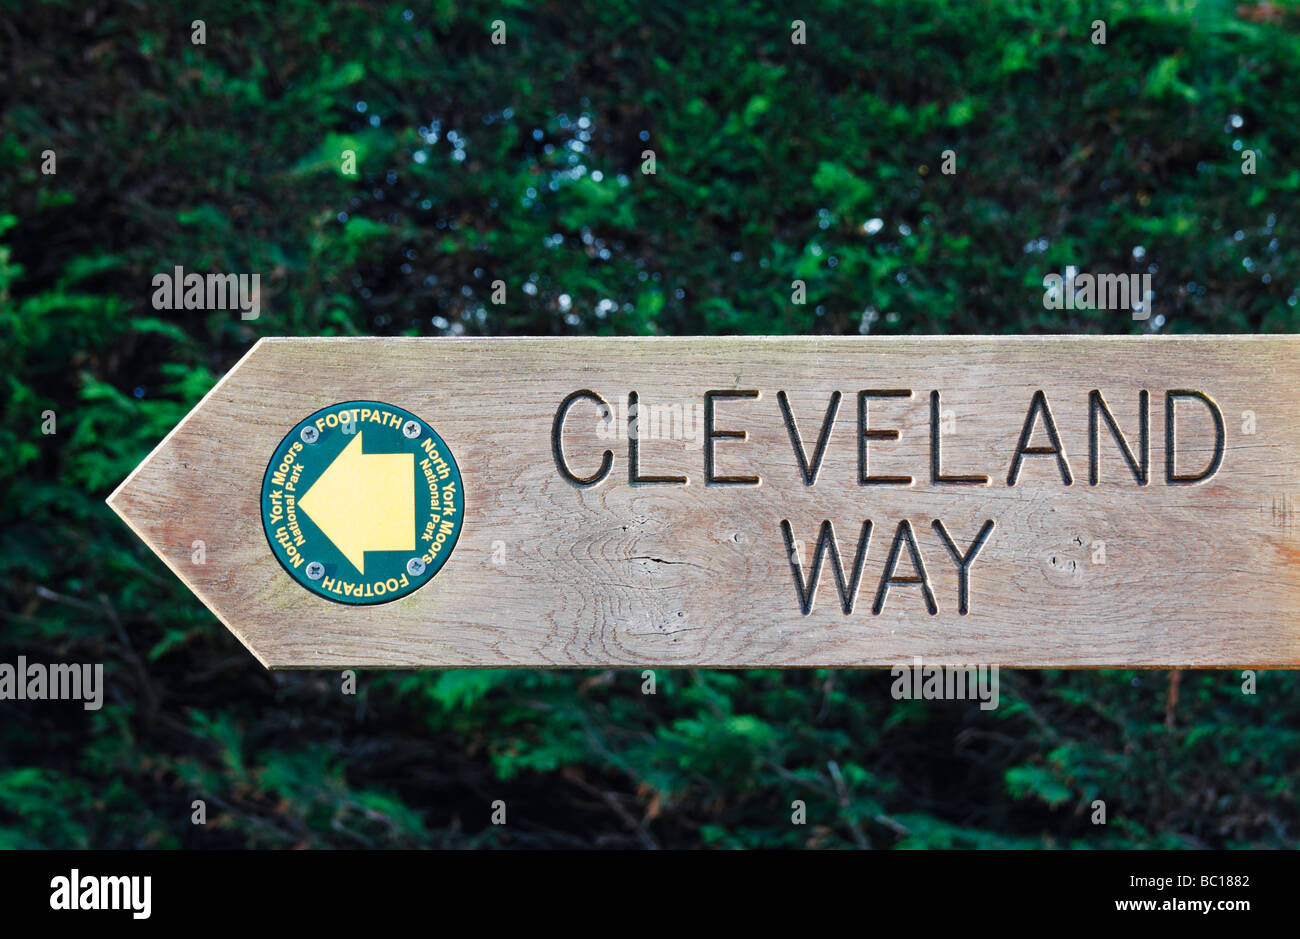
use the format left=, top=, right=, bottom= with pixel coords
left=107, top=336, right=1300, bottom=668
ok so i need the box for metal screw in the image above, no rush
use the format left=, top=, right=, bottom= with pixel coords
left=406, top=557, right=426, bottom=577
left=300, top=426, right=319, bottom=444
left=402, top=420, right=422, bottom=439
left=305, top=561, right=325, bottom=580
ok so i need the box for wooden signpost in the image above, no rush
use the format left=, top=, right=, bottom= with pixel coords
left=107, top=336, right=1300, bottom=669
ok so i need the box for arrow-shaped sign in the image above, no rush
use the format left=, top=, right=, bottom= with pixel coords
left=107, top=336, right=1300, bottom=668
left=298, top=432, right=415, bottom=575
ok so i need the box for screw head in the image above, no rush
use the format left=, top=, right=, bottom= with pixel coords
left=305, top=561, right=325, bottom=580
left=300, top=426, right=319, bottom=444
left=402, top=420, right=422, bottom=439
left=406, top=557, right=426, bottom=577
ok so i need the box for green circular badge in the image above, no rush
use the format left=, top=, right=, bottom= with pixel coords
left=260, top=401, right=464, bottom=604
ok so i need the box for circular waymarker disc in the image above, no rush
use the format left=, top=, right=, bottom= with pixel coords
left=260, top=401, right=464, bottom=604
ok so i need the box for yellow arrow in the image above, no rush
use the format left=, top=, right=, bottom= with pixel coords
left=298, top=432, right=415, bottom=575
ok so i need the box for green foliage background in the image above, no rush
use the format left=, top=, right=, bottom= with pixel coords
left=2, top=0, right=1298, bottom=848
